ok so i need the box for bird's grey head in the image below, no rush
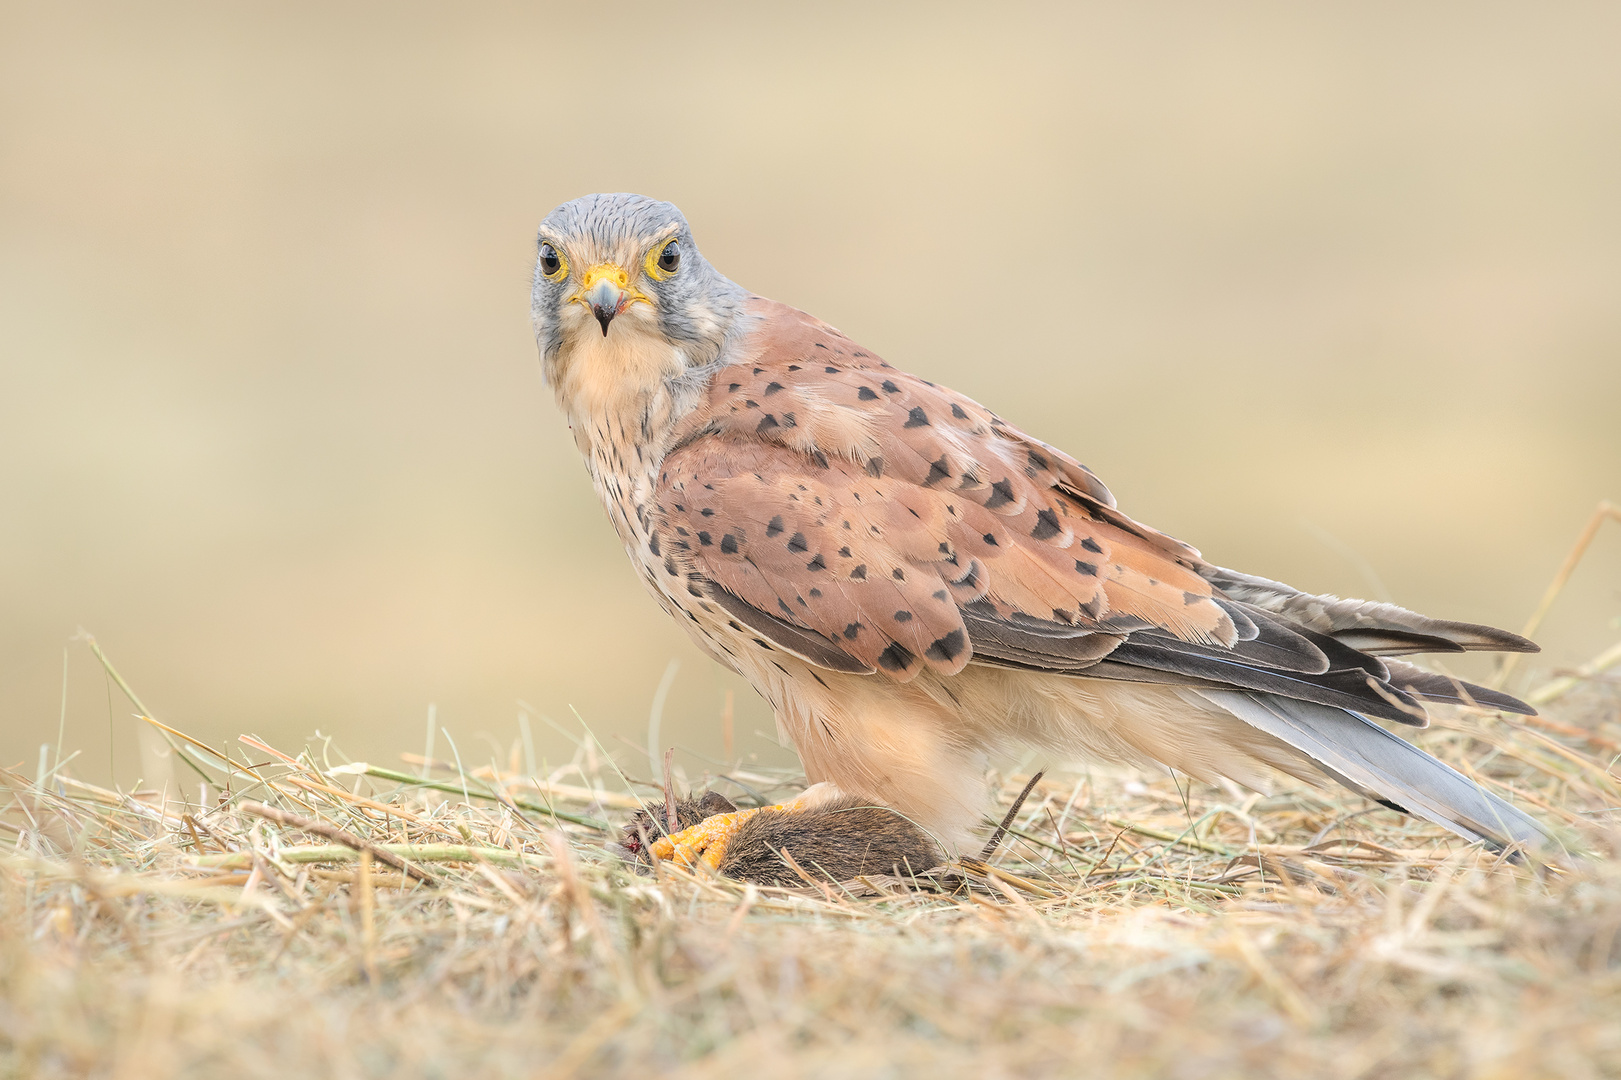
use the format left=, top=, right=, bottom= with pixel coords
left=531, top=194, right=747, bottom=387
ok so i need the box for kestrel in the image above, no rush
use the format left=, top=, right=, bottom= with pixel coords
left=531, top=192, right=1548, bottom=868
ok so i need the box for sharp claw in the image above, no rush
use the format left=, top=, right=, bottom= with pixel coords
left=644, top=808, right=763, bottom=870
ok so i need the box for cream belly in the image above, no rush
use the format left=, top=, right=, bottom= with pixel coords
left=721, top=647, right=1319, bottom=850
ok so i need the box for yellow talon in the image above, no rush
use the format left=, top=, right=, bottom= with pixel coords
left=647, top=793, right=816, bottom=870
left=649, top=807, right=760, bottom=868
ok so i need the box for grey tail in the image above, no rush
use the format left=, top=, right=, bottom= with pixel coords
left=1199, top=689, right=1550, bottom=852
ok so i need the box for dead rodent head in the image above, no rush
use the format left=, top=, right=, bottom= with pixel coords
left=608, top=789, right=943, bottom=886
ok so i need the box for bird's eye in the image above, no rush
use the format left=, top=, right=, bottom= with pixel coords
left=644, top=239, right=681, bottom=280
left=538, top=241, right=566, bottom=280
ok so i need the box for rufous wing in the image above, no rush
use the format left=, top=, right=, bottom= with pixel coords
left=653, top=299, right=1243, bottom=682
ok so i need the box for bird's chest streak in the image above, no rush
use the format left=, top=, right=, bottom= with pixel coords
left=583, top=421, right=663, bottom=558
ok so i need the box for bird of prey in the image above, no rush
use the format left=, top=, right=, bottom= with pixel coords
left=531, top=192, right=1548, bottom=869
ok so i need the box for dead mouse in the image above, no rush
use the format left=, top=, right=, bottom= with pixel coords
left=611, top=790, right=941, bottom=887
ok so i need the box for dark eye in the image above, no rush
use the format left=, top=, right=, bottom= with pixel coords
left=657, top=240, right=680, bottom=274
left=538, top=241, right=563, bottom=279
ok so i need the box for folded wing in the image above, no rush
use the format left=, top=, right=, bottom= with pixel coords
left=655, top=298, right=1536, bottom=725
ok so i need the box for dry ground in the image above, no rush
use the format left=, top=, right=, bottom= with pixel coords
left=2, top=654, right=1619, bottom=1080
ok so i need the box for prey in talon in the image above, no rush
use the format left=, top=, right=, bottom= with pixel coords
left=533, top=192, right=1552, bottom=869
left=614, top=789, right=940, bottom=887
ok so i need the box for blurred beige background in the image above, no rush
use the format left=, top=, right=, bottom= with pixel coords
left=2, top=3, right=1618, bottom=791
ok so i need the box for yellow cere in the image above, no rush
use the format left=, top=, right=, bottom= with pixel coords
left=580, top=262, right=629, bottom=291
left=567, top=261, right=653, bottom=316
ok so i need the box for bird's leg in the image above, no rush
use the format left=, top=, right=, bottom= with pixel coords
left=649, top=783, right=834, bottom=870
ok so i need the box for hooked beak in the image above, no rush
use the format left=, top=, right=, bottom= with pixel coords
left=578, top=263, right=632, bottom=336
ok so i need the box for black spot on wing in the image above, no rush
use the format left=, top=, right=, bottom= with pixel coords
left=925, top=630, right=966, bottom=663
left=876, top=641, right=916, bottom=671
left=904, top=406, right=930, bottom=428
left=707, top=586, right=875, bottom=674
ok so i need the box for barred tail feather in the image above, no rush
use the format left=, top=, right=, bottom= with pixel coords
left=1199, top=689, right=1550, bottom=851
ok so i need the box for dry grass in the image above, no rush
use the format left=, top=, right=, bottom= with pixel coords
left=3, top=650, right=1619, bottom=1079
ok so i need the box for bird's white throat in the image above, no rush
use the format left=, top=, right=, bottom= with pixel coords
left=550, top=318, right=688, bottom=458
